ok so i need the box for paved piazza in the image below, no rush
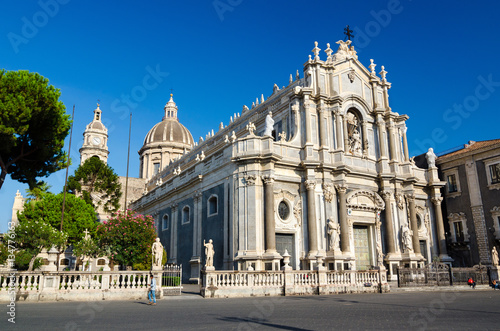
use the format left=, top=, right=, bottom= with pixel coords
left=2, top=290, right=499, bottom=330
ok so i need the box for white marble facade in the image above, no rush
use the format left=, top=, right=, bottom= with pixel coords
left=131, top=40, right=450, bottom=282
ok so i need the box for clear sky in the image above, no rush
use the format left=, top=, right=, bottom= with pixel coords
left=1, top=0, right=499, bottom=232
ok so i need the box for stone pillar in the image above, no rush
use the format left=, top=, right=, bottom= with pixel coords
left=406, top=195, right=421, bottom=254
left=304, top=97, right=312, bottom=144
left=381, top=191, right=396, bottom=255
left=432, top=197, right=448, bottom=258
left=336, top=185, right=350, bottom=253
left=402, top=127, right=410, bottom=162
left=335, top=110, right=344, bottom=150
left=361, top=120, right=369, bottom=156
left=376, top=115, right=387, bottom=159
left=263, top=175, right=276, bottom=253
left=343, top=116, right=349, bottom=153
left=318, top=107, right=328, bottom=148
left=387, top=119, right=397, bottom=161
left=305, top=180, right=318, bottom=254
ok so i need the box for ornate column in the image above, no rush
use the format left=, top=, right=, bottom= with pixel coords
left=387, top=119, right=397, bottom=161
left=376, top=114, right=387, bottom=159
left=381, top=191, right=396, bottom=255
left=263, top=175, right=276, bottom=253
left=361, top=120, right=369, bottom=156
left=343, top=115, right=349, bottom=153
left=305, top=180, right=318, bottom=254
left=304, top=97, right=313, bottom=144
left=318, top=106, right=328, bottom=148
left=402, top=127, right=410, bottom=162
left=406, top=195, right=421, bottom=254
left=336, top=185, right=350, bottom=253
left=432, top=197, right=448, bottom=257
left=335, top=109, right=344, bottom=150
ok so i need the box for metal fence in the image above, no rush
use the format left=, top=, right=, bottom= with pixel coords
left=451, top=266, right=490, bottom=285
left=398, top=263, right=491, bottom=287
left=397, top=262, right=451, bottom=287
left=162, top=265, right=182, bottom=296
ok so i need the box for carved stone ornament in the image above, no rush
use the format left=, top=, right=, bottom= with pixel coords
left=348, top=69, right=356, bottom=83
left=305, top=180, right=316, bottom=191
left=346, top=190, right=385, bottom=212
left=323, top=184, right=334, bottom=203
left=262, top=175, right=275, bottom=185
left=395, top=193, right=405, bottom=210
left=231, top=131, right=237, bottom=143
left=278, top=131, right=287, bottom=142
left=244, top=175, right=257, bottom=186
left=431, top=197, right=443, bottom=205
left=293, top=199, right=302, bottom=227
left=335, top=184, right=347, bottom=194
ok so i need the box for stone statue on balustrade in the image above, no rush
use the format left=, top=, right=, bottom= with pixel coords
left=204, top=239, right=215, bottom=270
left=327, top=219, right=340, bottom=252
left=263, top=112, right=274, bottom=137
left=151, top=238, right=163, bottom=270
left=426, top=148, right=437, bottom=168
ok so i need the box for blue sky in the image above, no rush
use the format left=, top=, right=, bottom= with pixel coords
left=1, top=0, right=499, bottom=232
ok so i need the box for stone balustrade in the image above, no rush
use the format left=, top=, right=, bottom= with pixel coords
left=0, top=270, right=163, bottom=302
left=201, top=269, right=389, bottom=298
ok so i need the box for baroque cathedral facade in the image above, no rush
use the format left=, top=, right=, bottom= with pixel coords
left=130, top=40, right=451, bottom=283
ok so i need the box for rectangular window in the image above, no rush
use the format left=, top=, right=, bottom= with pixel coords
left=454, top=221, right=464, bottom=241
left=490, top=164, right=500, bottom=184
left=447, top=174, right=458, bottom=193
left=153, top=163, right=160, bottom=175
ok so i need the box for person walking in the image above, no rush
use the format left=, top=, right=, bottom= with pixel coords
left=148, top=274, right=157, bottom=305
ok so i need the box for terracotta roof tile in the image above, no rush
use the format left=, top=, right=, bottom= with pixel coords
left=437, top=139, right=500, bottom=162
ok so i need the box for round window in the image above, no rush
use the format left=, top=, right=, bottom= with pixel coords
left=278, top=201, right=290, bottom=220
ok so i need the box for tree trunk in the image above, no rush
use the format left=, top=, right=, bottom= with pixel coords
left=27, top=255, right=37, bottom=272
left=0, top=168, right=6, bottom=191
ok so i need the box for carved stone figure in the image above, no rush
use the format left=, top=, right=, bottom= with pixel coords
left=350, top=128, right=362, bottom=156
left=376, top=241, right=384, bottom=267
left=152, top=238, right=164, bottom=268
left=402, top=225, right=413, bottom=253
left=204, top=239, right=214, bottom=268
left=323, top=184, right=334, bottom=203
left=492, top=247, right=499, bottom=266
left=327, top=219, right=340, bottom=251
left=263, top=112, right=274, bottom=137
left=426, top=148, right=437, bottom=168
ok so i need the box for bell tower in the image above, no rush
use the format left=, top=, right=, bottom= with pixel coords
left=80, top=103, right=109, bottom=165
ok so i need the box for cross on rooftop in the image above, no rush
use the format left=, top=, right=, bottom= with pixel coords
left=344, top=25, right=354, bottom=41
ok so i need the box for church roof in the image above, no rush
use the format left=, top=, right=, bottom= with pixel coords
left=437, top=139, right=500, bottom=162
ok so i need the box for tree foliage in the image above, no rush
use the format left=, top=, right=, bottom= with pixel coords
left=18, top=193, right=97, bottom=244
left=0, top=69, right=71, bottom=190
left=96, top=210, right=156, bottom=269
left=11, top=217, right=67, bottom=271
left=72, top=235, right=107, bottom=261
left=67, top=156, right=122, bottom=214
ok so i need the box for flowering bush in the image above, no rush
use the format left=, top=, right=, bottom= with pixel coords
left=97, top=210, right=157, bottom=269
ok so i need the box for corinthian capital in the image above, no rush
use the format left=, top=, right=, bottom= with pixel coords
left=262, top=175, right=275, bottom=185
left=431, top=197, right=443, bottom=205
left=405, top=193, right=415, bottom=202
left=305, top=180, right=316, bottom=191
left=380, top=190, right=392, bottom=200
left=335, top=184, right=347, bottom=194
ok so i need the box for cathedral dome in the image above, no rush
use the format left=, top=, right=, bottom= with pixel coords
left=142, top=94, right=194, bottom=146
left=139, top=94, right=194, bottom=179
left=143, top=118, right=193, bottom=146
left=88, top=121, right=105, bottom=131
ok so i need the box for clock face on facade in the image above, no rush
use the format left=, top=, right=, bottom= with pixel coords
left=278, top=201, right=290, bottom=220
left=92, top=136, right=101, bottom=145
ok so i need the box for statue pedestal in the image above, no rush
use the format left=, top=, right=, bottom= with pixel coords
left=152, top=265, right=163, bottom=271
left=204, top=266, right=215, bottom=271
left=490, top=266, right=499, bottom=281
